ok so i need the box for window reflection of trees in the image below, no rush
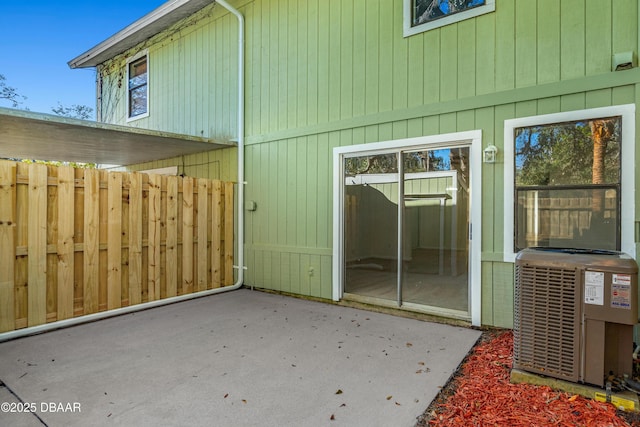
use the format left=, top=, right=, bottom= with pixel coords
left=515, top=117, right=620, bottom=186
left=128, top=57, right=147, bottom=117
left=413, top=0, right=486, bottom=26
left=345, top=149, right=469, bottom=175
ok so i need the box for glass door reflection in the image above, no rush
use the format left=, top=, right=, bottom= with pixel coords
left=342, top=147, right=470, bottom=314
left=401, top=148, right=469, bottom=311
left=344, top=153, right=398, bottom=302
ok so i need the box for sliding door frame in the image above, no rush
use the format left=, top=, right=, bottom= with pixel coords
left=332, top=130, right=483, bottom=326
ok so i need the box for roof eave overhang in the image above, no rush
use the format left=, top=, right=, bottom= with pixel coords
left=0, top=107, right=235, bottom=166
left=68, top=0, right=213, bottom=69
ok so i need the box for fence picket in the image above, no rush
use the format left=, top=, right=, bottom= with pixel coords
left=99, top=170, right=108, bottom=312
left=224, top=182, right=234, bottom=286
left=27, top=164, right=48, bottom=326
left=166, top=176, right=178, bottom=297
left=46, top=165, right=58, bottom=323
left=83, top=168, right=100, bottom=315
left=73, top=168, right=84, bottom=317
left=148, top=174, right=161, bottom=301
left=128, top=172, right=143, bottom=306
left=57, top=166, right=75, bottom=320
left=0, top=161, right=16, bottom=332
left=107, top=173, right=122, bottom=309
left=182, top=178, right=194, bottom=294
left=211, top=180, right=222, bottom=288
left=197, top=178, right=209, bottom=292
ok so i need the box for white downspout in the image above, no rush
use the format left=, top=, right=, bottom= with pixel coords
left=216, top=0, right=245, bottom=290
left=0, top=0, right=245, bottom=343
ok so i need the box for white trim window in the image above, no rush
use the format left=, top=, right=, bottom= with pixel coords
left=503, top=105, right=636, bottom=262
left=404, top=0, right=495, bottom=37
left=126, top=51, right=149, bottom=120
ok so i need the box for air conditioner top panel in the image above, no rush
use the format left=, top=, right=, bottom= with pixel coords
left=516, top=247, right=638, bottom=274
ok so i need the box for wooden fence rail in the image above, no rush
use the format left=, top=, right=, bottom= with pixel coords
left=0, top=160, right=235, bottom=333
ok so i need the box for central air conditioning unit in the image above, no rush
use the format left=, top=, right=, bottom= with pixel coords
left=513, top=248, right=638, bottom=387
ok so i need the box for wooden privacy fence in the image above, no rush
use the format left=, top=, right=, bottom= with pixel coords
left=0, top=160, right=235, bottom=333
left=519, top=192, right=616, bottom=243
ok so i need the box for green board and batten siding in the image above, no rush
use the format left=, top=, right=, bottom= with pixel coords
left=100, top=0, right=640, bottom=328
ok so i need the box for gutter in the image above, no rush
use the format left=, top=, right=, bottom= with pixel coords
left=0, top=0, right=245, bottom=343
left=68, top=0, right=212, bottom=69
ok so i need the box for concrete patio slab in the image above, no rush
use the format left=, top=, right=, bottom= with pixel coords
left=0, top=289, right=480, bottom=427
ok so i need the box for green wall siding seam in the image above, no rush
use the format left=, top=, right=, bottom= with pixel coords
left=245, top=70, right=640, bottom=146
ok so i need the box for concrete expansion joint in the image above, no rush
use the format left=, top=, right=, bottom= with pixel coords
left=0, top=380, right=49, bottom=426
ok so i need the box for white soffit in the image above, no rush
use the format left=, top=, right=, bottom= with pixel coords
left=0, top=108, right=234, bottom=165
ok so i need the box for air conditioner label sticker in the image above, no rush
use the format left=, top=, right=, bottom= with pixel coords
left=613, top=273, right=631, bottom=286
left=584, top=271, right=604, bottom=305
left=611, top=274, right=632, bottom=309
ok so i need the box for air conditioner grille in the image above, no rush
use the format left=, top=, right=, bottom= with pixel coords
left=514, top=263, right=580, bottom=382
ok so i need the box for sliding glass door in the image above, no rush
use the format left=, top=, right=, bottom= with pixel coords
left=343, top=145, right=470, bottom=315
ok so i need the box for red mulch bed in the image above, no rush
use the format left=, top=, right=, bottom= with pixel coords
left=419, top=331, right=638, bottom=427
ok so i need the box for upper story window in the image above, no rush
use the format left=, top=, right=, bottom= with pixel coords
left=404, top=0, right=495, bottom=37
left=127, top=52, right=148, bottom=120
left=503, top=105, right=636, bottom=262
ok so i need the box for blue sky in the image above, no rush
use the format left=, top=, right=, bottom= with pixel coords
left=0, top=1, right=166, bottom=117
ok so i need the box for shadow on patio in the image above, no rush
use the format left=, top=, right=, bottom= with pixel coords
left=0, top=289, right=480, bottom=427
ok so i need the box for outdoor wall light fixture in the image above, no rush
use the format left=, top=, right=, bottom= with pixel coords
left=483, top=145, right=498, bottom=163
left=613, top=51, right=636, bottom=71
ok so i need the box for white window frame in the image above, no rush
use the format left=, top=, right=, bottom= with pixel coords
left=403, top=0, right=495, bottom=37
left=503, top=104, right=636, bottom=263
left=126, top=50, right=149, bottom=122
left=332, top=130, right=483, bottom=326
